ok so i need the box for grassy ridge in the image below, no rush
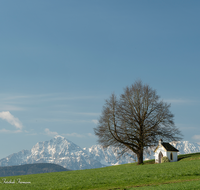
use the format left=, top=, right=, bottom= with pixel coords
left=0, top=163, right=69, bottom=177
left=0, top=153, right=200, bottom=189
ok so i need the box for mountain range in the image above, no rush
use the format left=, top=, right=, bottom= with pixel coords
left=0, top=135, right=200, bottom=170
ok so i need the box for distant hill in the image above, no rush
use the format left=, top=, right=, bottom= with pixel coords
left=0, top=163, right=70, bottom=177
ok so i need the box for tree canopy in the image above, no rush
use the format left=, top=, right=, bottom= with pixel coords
left=94, top=81, right=182, bottom=164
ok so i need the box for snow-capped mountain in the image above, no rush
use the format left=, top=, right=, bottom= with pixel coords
left=83, top=145, right=135, bottom=166
left=0, top=135, right=200, bottom=170
left=171, top=141, right=200, bottom=155
left=0, top=135, right=103, bottom=170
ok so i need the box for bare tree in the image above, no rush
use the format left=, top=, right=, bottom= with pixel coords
left=94, top=81, right=182, bottom=164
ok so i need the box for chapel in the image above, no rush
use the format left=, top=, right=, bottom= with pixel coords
left=154, top=139, right=179, bottom=163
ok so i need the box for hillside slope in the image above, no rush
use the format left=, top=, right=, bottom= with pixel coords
left=0, top=153, right=200, bottom=190
left=0, top=163, right=70, bottom=177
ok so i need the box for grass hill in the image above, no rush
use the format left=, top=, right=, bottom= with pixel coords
left=0, top=153, right=200, bottom=189
left=0, top=163, right=70, bottom=177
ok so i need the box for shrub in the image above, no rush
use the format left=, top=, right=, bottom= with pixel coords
left=162, top=156, right=170, bottom=163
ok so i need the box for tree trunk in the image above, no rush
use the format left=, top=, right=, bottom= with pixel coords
left=137, top=150, right=143, bottom=165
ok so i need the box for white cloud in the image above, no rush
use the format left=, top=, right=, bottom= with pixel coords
left=61, top=133, right=97, bottom=138
left=0, top=105, right=24, bottom=111
left=92, top=119, right=99, bottom=125
left=44, top=128, right=58, bottom=136
left=61, top=112, right=100, bottom=116
left=34, top=118, right=97, bottom=124
left=0, top=111, right=23, bottom=130
left=192, top=135, right=200, bottom=140
left=80, top=112, right=100, bottom=116
left=2, top=95, right=31, bottom=100
left=163, top=99, right=193, bottom=104
left=0, top=128, right=22, bottom=133
left=2, top=93, right=55, bottom=100
left=62, top=133, right=85, bottom=138
left=43, top=95, right=102, bottom=101
left=175, top=123, right=197, bottom=130
left=87, top=133, right=96, bottom=138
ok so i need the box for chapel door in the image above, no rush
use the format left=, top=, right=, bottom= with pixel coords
left=158, top=152, right=163, bottom=163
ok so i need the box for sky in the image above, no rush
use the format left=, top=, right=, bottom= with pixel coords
left=0, top=0, right=200, bottom=159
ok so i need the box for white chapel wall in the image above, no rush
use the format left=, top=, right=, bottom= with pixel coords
left=155, top=146, right=167, bottom=163
left=167, top=151, right=178, bottom=162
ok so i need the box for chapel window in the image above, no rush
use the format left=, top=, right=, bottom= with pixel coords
left=170, top=152, right=173, bottom=160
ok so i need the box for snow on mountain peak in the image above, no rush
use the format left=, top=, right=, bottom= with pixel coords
left=54, top=135, right=65, bottom=139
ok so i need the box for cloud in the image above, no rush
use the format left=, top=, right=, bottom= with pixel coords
left=42, top=95, right=102, bottom=101
left=175, top=123, right=197, bottom=130
left=62, top=133, right=85, bottom=138
left=0, top=111, right=23, bottom=130
left=2, top=93, right=55, bottom=100
left=33, top=118, right=97, bottom=124
left=44, top=128, right=58, bottom=136
left=0, top=105, right=24, bottom=111
left=192, top=135, right=200, bottom=140
left=59, top=112, right=100, bottom=116
left=78, top=112, right=100, bottom=116
left=87, top=133, right=96, bottom=138
left=61, top=133, right=97, bottom=138
left=163, top=99, right=193, bottom=104
left=0, top=128, right=22, bottom=134
left=2, top=95, right=31, bottom=100
left=92, top=119, right=99, bottom=125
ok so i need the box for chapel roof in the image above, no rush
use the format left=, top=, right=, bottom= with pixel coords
left=161, top=142, right=179, bottom=152
left=154, top=141, right=179, bottom=152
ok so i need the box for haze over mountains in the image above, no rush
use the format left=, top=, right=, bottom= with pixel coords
left=0, top=135, right=200, bottom=170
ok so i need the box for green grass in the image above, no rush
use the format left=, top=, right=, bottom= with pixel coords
left=129, top=180, right=200, bottom=190
left=0, top=153, right=200, bottom=190
left=178, top=152, right=200, bottom=161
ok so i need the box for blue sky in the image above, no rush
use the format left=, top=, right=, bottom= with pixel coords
left=0, top=0, right=200, bottom=159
